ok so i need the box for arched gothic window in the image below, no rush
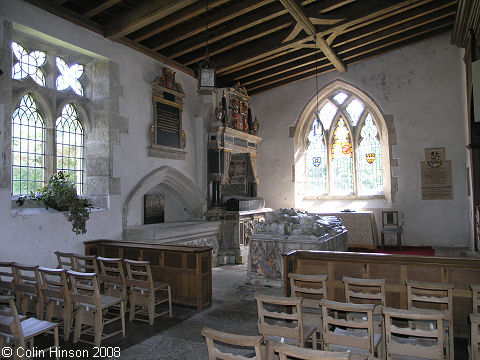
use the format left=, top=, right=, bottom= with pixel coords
left=297, top=83, right=390, bottom=202
left=11, top=94, right=45, bottom=195
left=56, top=104, right=84, bottom=194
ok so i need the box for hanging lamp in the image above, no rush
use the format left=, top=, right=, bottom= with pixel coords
left=198, top=0, right=216, bottom=93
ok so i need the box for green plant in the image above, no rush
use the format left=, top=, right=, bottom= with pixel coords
left=18, top=171, right=91, bottom=234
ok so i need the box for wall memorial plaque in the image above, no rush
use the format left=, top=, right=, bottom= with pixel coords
left=149, top=67, right=186, bottom=159
left=420, top=147, right=452, bottom=200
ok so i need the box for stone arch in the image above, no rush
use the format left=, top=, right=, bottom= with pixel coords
left=122, top=166, right=206, bottom=231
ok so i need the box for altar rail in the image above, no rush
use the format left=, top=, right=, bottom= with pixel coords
left=84, top=239, right=212, bottom=311
left=282, top=250, right=480, bottom=338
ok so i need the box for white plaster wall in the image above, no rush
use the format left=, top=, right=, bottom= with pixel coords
left=251, top=33, right=469, bottom=248
left=0, top=0, right=207, bottom=267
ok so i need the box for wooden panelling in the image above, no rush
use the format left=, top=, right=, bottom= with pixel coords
left=283, top=250, right=480, bottom=338
left=84, top=239, right=212, bottom=311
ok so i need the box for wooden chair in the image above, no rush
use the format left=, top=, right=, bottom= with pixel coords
left=255, top=294, right=317, bottom=360
left=124, top=259, right=172, bottom=325
left=0, top=262, right=15, bottom=296
left=201, top=327, right=264, bottom=360
left=38, top=267, right=72, bottom=341
left=54, top=251, right=76, bottom=271
left=383, top=306, right=445, bottom=359
left=97, top=257, right=127, bottom=305
left=470, top=313, right=480, bottom=360
left=319, top=299, right=381, bottom=359
left=67, top=270, right=125, bottom=347
left=274, top=342, right=351, bottom=360
left=289, top=273, right=327, bottom=345
left=11, top=264, right=43, bottom=319
left=380, top=211, right=401, bottom=248
left=73, top=254, right=99, bottom=274
left=472, top=284, right=480, bottom=315
left=343, top=276, right=386, bottom=358
left=0, top=295, right=59, bottom=360
left=406, top=280, right=453, bottom=360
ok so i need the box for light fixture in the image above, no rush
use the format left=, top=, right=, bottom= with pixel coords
left=198, top=0, right=216, bottom=93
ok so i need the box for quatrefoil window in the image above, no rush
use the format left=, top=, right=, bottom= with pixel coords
left=56, top=57, right=84, bottom=96
left=11, top=42, right=46, bottom=86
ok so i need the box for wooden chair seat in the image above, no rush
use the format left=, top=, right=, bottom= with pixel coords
left=20, top=317, right=59, bottom=338
left=329, top=328, right=382, bottom=354
left=133, top=281, right=170, bottom=293
left=78, top=294, right=122, bottom=310
left=274, top=342, right=351, bottom=360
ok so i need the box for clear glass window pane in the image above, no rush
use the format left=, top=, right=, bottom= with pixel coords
left=56, top=57, right=84, bottom=96
left=11, top=42, right=46, bottom=86
left=11, top=94, right=45, bottom=195
left=56, top=104, right=84, bottom=194
left=306, top=120, right=327, bottom=196
left=318, top=102, right=337, bottom=130
left=333, top=92, right=348, bottom=104
left=345, top=99, right=364, bottom=126
left=331, top=117, right=353, bottom=195
left=357, top=114, right=383, bottom=195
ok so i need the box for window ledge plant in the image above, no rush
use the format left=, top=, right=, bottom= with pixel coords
left=16, top=171, right=91, bottom=234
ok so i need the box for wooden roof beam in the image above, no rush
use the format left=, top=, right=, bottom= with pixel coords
left=105, top=0, right=197, bottom=39
left=83, top=0, right=122, bottom=19
left=278, top=0, right=346, bottom=72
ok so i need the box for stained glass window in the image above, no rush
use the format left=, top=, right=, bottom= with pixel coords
left=345, top=99, right=364, bottom=126
left=56, top=104, right=84, bottom=194
left=11, top=42, right=46, bottom=86
left=357, top=114, right=383, bottom=195
left=11, top=94, right=45, bottom=195
left=318, top=102, right=337, bottom=130
left=56, top=57, right=84, bottom=96
left=306, top=120, right=327, bottom=195
left=331, top=117, right=353, bottom=195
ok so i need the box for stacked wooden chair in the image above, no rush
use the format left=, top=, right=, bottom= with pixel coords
left=124, top=259, right=172, bottom=325
left=255, top=294, right=317, bottom=360
left=383, top=306, right=445, bottom=359
left=201, top=327, right=264, bottom=360
left=38, top=267, right=72, bottom=341
left=0, top=295, right=59, bottom=360
left=67, top=270, right=125, bottom=347
left=289, top=273, right=327, bottom=344
left=406, top=280, right=453, bottom=359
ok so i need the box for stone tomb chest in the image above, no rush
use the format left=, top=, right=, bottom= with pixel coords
left=247, top=208, right=347, bottom=286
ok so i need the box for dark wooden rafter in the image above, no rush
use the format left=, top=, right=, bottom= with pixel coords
left=277, top=0, right=346, bottom=72
left=83, top=0, right=123, bottom=18
left=105, top=0, right=198, bottom=39
left=21, top=0, right=459, bottom=94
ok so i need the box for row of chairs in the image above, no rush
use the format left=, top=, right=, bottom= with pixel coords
left=0, top=252, right=172, bottom=350
left=202, top=274, right=467, bottom=360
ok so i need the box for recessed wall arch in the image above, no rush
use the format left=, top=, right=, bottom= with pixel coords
left=122, top=166, right=207, bottom=232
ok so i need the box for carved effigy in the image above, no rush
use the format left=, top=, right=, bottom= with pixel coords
left=247, top=208, right=348, bottom=286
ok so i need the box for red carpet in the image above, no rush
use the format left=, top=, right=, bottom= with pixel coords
left=374, top=246, right=435, bottom=256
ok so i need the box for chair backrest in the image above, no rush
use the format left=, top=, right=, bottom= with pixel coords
left=0, top=295, right=24, bottom=345
left=289, top=273, right=327, bottom=308
left=383, top=306, right=445, bottom=359
left=0, top=262, right=15, bottom=294
left=472, top=284, right=480, bottom=315
left=471, top=313, right=480, bottom=360
left=343, top=276, right=385, bottom=307
left=201, top=327, right=264, bottom=360
left=97, top=257, right=126, bottom=286
left=319, top=299, right=375, bottom=355
left=406, top=280, right=453, bottom=322
left=55, top=251, right=76, bottom=271
left=255, top=294, right=304, bottom=344
left=124, top=259, right=154, bottom=291
left=11, top=263, right=41, bottom=297
left=274, top=342, right=351, bottom=360
left=67, top=270, right=101, bottom=308
left=382, top=211, right=399, bottom=230
left=38, top=267, right=70, bottom=304
left=73, top=254, right=99, bottom=274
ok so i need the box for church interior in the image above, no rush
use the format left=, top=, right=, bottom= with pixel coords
left=1, top=0, right=480, bottom=358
